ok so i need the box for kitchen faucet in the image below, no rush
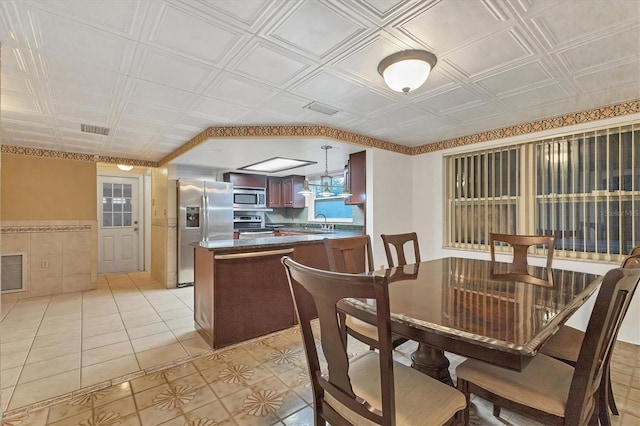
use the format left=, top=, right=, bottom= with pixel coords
left=315, top=213, right=333, bottom=231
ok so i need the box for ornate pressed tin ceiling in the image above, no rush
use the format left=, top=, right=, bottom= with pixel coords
left=1, top=0, right=639, bottom=172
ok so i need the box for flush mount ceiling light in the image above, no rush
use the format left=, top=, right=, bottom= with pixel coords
left=238, top=157, right=316, bottom=173
left=117, top=164, right=133, bottom=171
left=378, top=49, right=437, bottom=94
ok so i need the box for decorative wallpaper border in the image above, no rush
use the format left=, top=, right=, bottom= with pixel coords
left=3, top=100, right=638, bottom=166
left=158, top=124, right=411, bottom=165
left=414, top=99, right=640, bottom=154
left=156, top=99, right=640, bottom=164
left=0, top=145, right=158, bottom=168
left=1, top=225, right=92, bottom=234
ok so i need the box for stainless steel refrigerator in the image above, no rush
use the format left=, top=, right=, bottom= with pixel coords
left=177, top=180, right=233, bottom=286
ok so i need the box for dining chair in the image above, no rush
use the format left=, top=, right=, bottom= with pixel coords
left=539, top=252, right=640, bottom=425
left=489, top=233, right=555, bottom=271
left=323, top=236, right=407, bottom=349
left=281, top=256, right=466, bottom=426
left=456, top=266, right=640, bottom=426
left=628, top=246, right=640, bottom=256
left=381, top=232, right=421, bottom=267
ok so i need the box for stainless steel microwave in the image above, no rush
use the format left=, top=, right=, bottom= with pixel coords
left=233, top=188, right=266, bottom=209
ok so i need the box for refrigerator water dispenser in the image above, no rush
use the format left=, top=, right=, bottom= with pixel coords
left=185, top=206, right=200, bottom=228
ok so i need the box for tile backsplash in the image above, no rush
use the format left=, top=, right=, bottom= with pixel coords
left=265, top=205, right=364, bottom=226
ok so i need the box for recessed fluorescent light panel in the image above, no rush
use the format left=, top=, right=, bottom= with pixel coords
left=304, top=101, right=341, bottom=116
left=238, top=157, right=317, bottom=173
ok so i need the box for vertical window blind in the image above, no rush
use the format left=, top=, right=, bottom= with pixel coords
left=445, top=146, right=521, bottom=250
left=445, top=122, right=639, bottom=261
left=535, top=124, right=639, bottom=258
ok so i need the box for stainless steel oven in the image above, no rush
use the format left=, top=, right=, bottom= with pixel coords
left=233, top=188, right=266, bottom=210
left=233, top=213, right=264, bottom=230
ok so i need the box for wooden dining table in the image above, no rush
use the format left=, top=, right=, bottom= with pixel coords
left=338, top=257, right=603, bottom=385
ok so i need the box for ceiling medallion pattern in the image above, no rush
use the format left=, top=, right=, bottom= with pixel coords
left=2, top=100, right=638, bottom=165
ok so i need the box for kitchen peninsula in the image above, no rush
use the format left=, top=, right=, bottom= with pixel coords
left=192, top=231, right=359, bottom=348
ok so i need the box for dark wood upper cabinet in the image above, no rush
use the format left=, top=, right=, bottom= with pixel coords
left=267, top=177, right=283, bottom=207
left=345, top=150, right=366, bottom=205
left=267, top=175, right=305, bottom=208
left=283, top=175, right=305, bottom=207
left=223, top=172, right=267, bottom=189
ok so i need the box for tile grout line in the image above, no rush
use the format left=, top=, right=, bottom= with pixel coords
left=6, top=294, right=53, bottom=412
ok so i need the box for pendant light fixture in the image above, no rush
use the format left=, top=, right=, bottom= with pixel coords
left=298, top=179, right=313, bottom=196
left=298, top=145, right=351, bottom=198
left=378, top=49, right=437, bottom=94
left=318, top=145, right=334, bottom=197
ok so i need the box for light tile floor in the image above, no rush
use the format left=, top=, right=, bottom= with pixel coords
left=1, top=272, right=639, bottom=425
left=1, top=272, right=209, bottom=413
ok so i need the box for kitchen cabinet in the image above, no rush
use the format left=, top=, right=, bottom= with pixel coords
left=193, top=240, right=328, bottom=348
left=267, top=177, right=283, bottom=207
left=267, top=175, right=305, bottom=208
left=211, top=247, right=295, bottom=347
left=223, top=172, right=267, bottom=189
left=345, top=150, right=366, bottom=205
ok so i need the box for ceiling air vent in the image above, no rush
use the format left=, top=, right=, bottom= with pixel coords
left=304, top=101, right=340, bottom=116
left=81, top=124, right=110, bottom=136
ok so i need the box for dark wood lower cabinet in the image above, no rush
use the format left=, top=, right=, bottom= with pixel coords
left=213, top=248, right=295, bottom=347
left=194, top=242, right=328, bottom=349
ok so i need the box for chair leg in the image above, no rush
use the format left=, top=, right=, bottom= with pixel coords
left=456, top=378, right=470, bottom=426
left=493, top=405, right=501, bottom=418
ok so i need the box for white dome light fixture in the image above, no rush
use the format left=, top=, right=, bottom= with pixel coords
left=378, top=49, right=437, bottom=94
left=117, top=164, right=133, bottom=171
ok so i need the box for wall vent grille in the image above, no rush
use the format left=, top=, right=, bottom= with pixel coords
left=1, top=254, right=25, bottom=292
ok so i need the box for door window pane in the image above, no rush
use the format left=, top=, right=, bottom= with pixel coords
left=101, top=183, right=133, bottom=228
left=103, top=183, right=112, bottom=197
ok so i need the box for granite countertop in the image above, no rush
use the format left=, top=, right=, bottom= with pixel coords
left=193, top=230, right=362, bottom=252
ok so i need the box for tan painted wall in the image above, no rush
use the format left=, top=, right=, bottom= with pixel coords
left=1, top=154, right=97, bottom=220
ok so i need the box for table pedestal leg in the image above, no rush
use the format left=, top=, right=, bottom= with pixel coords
left=411, top=343, right=453, bottom=386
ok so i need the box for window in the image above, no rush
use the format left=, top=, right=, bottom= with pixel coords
left=102, top=183, right=133, bottom=227
left=445, top=146, right=521, bottom=248
left=445, top=123, right=639, bottom=261
left=307, top=174, right=353, bottom=222
left=535, top=125, right=639, bottom=256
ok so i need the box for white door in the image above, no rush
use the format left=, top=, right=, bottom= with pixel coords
left=98, top=175, right=140, bottom=273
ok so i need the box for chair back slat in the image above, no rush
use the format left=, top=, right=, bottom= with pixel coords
left=324, top=235, right=374, bottom=273
left=282, top=256, right=395, bottom=425
left=381, top=232, right=421, bottom=267
left=489, top=233, right=554, bottom=270
left=565, top=267, right=640, bottom=424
